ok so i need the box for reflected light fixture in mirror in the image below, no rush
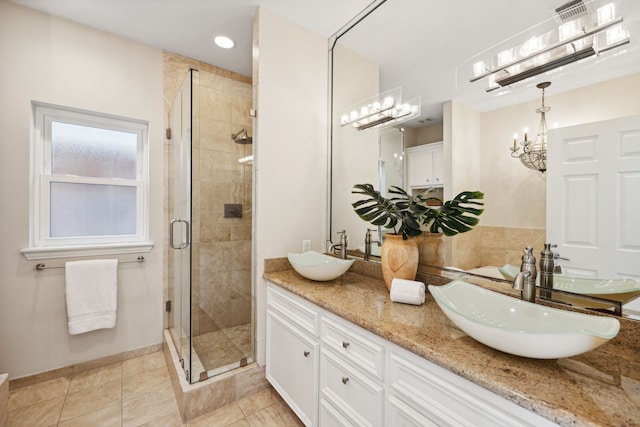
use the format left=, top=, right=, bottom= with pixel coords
left=340, top=87, right=421, bottom=131
left=469, top=1, right=630, bottom=92
left=509, top=82, right=551, bottom=173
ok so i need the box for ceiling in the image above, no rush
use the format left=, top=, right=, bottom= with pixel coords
left=9, top=0, right=640, bottom=126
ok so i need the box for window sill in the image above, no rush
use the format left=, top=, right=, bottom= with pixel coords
left=21, top=242, right=154, bottom=261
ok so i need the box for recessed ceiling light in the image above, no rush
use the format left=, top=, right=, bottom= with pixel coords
left=214, top=35, right=235, bottom=49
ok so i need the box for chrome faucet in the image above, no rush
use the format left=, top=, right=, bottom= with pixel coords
left=513, top=271, right=534, bottom=302
left=328, top=230, right=348, bottom=259
left=553, top=253, right=570, bottom=274
left=539, top=243, right=555, bottom=299
left=513, top=246, right=537, bottom=302
left=364, top=228, right=380, bottom=261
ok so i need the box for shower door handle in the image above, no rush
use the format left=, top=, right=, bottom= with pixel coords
left=169, top=219, right=191, bottom=249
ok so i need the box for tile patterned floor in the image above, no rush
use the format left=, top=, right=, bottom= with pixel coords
left=7, top=351, right=303, bottom=427
left=193, top=324, right=252, bottom=373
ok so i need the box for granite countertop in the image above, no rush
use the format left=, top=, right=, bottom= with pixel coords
left=263, top=258, right=640, bottom=427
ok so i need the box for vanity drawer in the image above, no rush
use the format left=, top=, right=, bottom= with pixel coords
left=321, top=317, right=384, bottom=380
left=388, top=351, right=558, bottom=427
left=267, top=285, right=319, bottom=337
left=320, top=349, right=384, bottom=427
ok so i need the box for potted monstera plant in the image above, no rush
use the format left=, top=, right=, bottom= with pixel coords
left=352, top=184, right=484, bottom=290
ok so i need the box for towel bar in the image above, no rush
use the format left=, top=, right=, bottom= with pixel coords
left=34, top=256, right=145, bottom=271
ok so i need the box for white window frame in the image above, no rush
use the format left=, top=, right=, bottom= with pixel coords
left=22, top=101, right=153, bottom=260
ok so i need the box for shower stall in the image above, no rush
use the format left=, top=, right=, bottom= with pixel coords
left=167, top=69, right=254, bottom=383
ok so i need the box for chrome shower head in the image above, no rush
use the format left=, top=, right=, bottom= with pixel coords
left=231, top=128, right=252, bottom=144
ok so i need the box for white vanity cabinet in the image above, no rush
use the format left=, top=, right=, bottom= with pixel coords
left=406, top=142, right=443, bottom=188
left=266, top=284, right=558, bottom=427
left=266, top=286, right=320, bottom=426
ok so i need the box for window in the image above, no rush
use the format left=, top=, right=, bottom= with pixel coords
left=22, top=102, right=152, bottom=259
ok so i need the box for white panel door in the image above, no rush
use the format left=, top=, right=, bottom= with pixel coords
left=547, top=115, right=640, bottom=280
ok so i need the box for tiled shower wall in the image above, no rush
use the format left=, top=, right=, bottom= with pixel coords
left=163, top=52, right=253, bottom=335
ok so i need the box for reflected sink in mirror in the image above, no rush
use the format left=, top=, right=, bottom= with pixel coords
left=288, top=251, right=354, bottom=281
left=428, top=280, right=620, bottom=359
left=498, top=264, right=640, bottom=295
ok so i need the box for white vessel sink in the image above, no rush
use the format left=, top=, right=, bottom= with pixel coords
left=288, top=251, right=354, bottom=281
left=498, top=264, right=520, bottom=280
left=552, top=276, right=640, bottom=295
left=499, top=264, right=639, bottom=295
left=428, top=280, right=620, bottom=359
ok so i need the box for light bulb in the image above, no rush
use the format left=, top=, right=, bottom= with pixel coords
left=382, top=96, right=394, bottom=109
left=520, top=36, right=543, bottom=57
left=214, top=35, right=235, bottom=49
left=597, top=3, right=615, bottom=25
left=473, top=61, right=485, bottom=77
left=606, top=25, right=627, bottom=45
left=497, top=49, right=515, bottom=66
left=559, top=20, right=579, bottom=41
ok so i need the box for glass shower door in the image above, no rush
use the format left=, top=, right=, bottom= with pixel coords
left=168, top=70, right=195, bottom=382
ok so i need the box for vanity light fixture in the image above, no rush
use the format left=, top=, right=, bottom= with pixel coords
left=509, top=82, right=551, bottom=173
left=340, top=87, right=421, bottom=131
left=214, top=35, right=235, bottom=49
left=470, top=1, right=630, bottom=91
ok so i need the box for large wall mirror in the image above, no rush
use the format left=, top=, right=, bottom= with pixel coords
left=329, top=0, right=640, bottom=318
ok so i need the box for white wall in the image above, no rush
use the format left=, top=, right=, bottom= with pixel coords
left=331, top=44, right=379, bottom=250
left=449, top=101, right=482, bottom=200
left=253, top=7, right=329, bottom=364
left=479, top=72, right=640, bottom=228
left=0, top=2, right=164, bottom=378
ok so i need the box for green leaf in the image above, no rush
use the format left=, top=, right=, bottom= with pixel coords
left=352, top=184, right=484, bottom=239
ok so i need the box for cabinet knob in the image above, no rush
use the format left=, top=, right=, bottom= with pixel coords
left=426, top=179, right=430, bottom=182
left=342, top=341, right=350, bottom=349
left=341, top=377, right=349, bottom=385
left=436, top=178, right=440, bottom=182
left=303, top=351, right=310, bottom=357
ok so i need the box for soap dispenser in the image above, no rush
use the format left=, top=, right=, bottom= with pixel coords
left=539, top=243, right=556, bottom=299
left=520, top=246, right=537, bottom=302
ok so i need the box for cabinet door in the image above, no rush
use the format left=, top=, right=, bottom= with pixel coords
left=407, top=148, right=434, bottom=188
left=432, top=147, right=443, bottom=186
left=266, top=310, right=318, bottom=426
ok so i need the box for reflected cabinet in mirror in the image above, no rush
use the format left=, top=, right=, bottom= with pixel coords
left=328, top=0, right=640, bottom=318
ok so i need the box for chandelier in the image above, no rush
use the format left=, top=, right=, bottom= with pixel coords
left=509, top=82, right=551, bottom=173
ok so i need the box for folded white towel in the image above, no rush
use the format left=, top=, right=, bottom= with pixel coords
left=390, top=278, right=426, bottom=305
left=65, top=259, right=118, bottom=335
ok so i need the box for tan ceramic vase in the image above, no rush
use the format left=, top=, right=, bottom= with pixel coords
left=381, top=234, right=419, bottom=291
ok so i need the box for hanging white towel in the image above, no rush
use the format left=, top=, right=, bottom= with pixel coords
left=390, top=278, right=426, bottom=306
left=65, top=259, right=118, bottom=335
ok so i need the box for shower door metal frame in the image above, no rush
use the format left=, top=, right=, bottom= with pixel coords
left=168, top=69, right=196, bottom=382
